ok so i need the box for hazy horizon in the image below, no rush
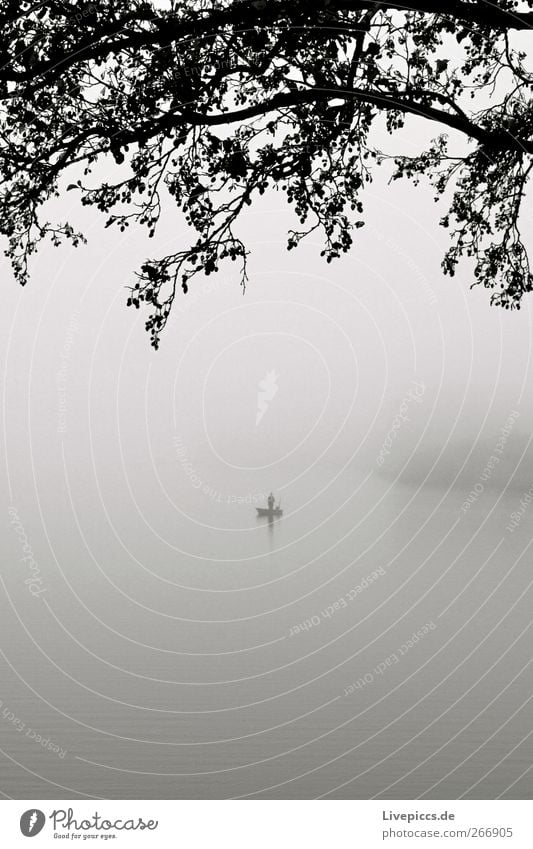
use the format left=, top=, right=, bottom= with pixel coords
left=1, top=140, right=533, bottom=799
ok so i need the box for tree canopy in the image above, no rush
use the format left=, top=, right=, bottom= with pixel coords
left=2, top=0, right=533, bottom=346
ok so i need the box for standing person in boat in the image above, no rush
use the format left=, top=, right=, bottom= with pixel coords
left=267, top=492, right=275, bottom=511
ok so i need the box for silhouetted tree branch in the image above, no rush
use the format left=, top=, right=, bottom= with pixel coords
left=1, top=0, right=533, bottom=345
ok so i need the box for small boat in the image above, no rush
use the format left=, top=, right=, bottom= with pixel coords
left=256, top=506, right=283, bottom=517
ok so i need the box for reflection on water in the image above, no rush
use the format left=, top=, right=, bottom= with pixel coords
left=3, top=270, right=533, bottom=800
left=2, top=462, right=532, bottom=799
